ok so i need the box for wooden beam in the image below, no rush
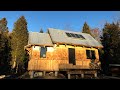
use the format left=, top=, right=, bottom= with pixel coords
left=56, top=43, right=59, bottom=46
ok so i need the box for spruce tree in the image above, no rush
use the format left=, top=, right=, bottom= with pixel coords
left=82, top=22, right=93, bottom=37
left=40, top=28, right=43, bottom=33
left=0, top=18, right=11, bottom=74
left=0, top=18, right=8, bottom=32
left=101, top=22, right=120, bottom=75
left=11, top=16, right=28, bottom=73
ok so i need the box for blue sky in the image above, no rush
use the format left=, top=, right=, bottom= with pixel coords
left=0, top=11, right=119, bottom=32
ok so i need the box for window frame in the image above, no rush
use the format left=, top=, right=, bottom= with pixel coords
left=86, top=50, right=96, bottom=60
left=40, top=47, right=47, bottom=58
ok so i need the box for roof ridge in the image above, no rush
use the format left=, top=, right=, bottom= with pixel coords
left=29, top=32, right=48, bottom=34
left=48, top=28, right=91, bottom=35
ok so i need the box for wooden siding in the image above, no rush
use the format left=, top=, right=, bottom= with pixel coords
left=27, top=45, right=99, bottom=71
left=28, top=60, right=68, bottom=71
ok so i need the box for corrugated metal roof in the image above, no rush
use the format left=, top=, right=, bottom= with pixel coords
left=28, top=32, right=53, bottom=46
left=48, top=28, right=103, bottom=48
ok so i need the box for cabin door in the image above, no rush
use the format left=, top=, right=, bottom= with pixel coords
left=68, top=48, right=76, bottom=65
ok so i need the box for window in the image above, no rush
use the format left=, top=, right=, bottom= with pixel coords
left=91, top=50, right=96, bottom=59
left=86, top=50, right=96, bottom=59
left=65, top=32, right=85, bottom=39
left=40, top=47, right=47, bottom=58
left=86, top=50, right=91, bottom=59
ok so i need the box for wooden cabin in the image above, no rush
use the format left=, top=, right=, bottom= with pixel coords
left=25, top=28, right=103, bottom=78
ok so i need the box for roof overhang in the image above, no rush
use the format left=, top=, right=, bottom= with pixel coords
left=24, top=44, right=54, bottom=50
left=53, top=41, right=103, bottom=48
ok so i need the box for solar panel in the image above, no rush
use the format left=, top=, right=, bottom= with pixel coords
left=74, top=34, right=80, bottom=38
left=66, top=33, right=72, bottom=37
left=70, top=33, right=76, bottom=38
left=65, top=32, right=85, bottom=39
left=78, top=35, right=85, bottom=39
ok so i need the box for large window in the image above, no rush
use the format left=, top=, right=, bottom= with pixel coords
left=86, top=50, right=96, bottom=59
left=40, top=47, right=47, bottom=58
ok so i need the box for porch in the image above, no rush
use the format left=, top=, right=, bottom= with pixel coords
left=59, top=64, right=99, bottom=79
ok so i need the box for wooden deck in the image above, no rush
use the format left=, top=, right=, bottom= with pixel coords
left=59, top=64, right=99, bottom=70
left=59, top=64, right=99, bottom=79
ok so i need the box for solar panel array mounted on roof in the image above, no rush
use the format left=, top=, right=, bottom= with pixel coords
left=65, top=32, right=85, bottom=39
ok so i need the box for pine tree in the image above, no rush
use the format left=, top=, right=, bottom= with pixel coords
left=82, top=22, right=93, bottom=36
left=0, top=18, right=8, bottom=32
left=11, top=16, right=28, bottom=73
left=101, top=22, right=120, bottom=75
left=40, top=28, right=43, bottom=33
left=0, top=18, right=11, bottom=74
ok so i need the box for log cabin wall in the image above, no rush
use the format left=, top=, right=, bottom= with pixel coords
left=28, top=45, right=99, bottom=71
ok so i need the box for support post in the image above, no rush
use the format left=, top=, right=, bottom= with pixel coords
left=94, top=72, right=97, bottom=78
left=68, top=74, right=71, bottom=79
left=75, top=75, right=78, bottom=79
left=55, top=71, right=58, bottom=77
left=43, top=71, right=46, bottom=76
left=81, top=73, right=84, bottom=78
left=30, top=71, right=34, bottom=79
